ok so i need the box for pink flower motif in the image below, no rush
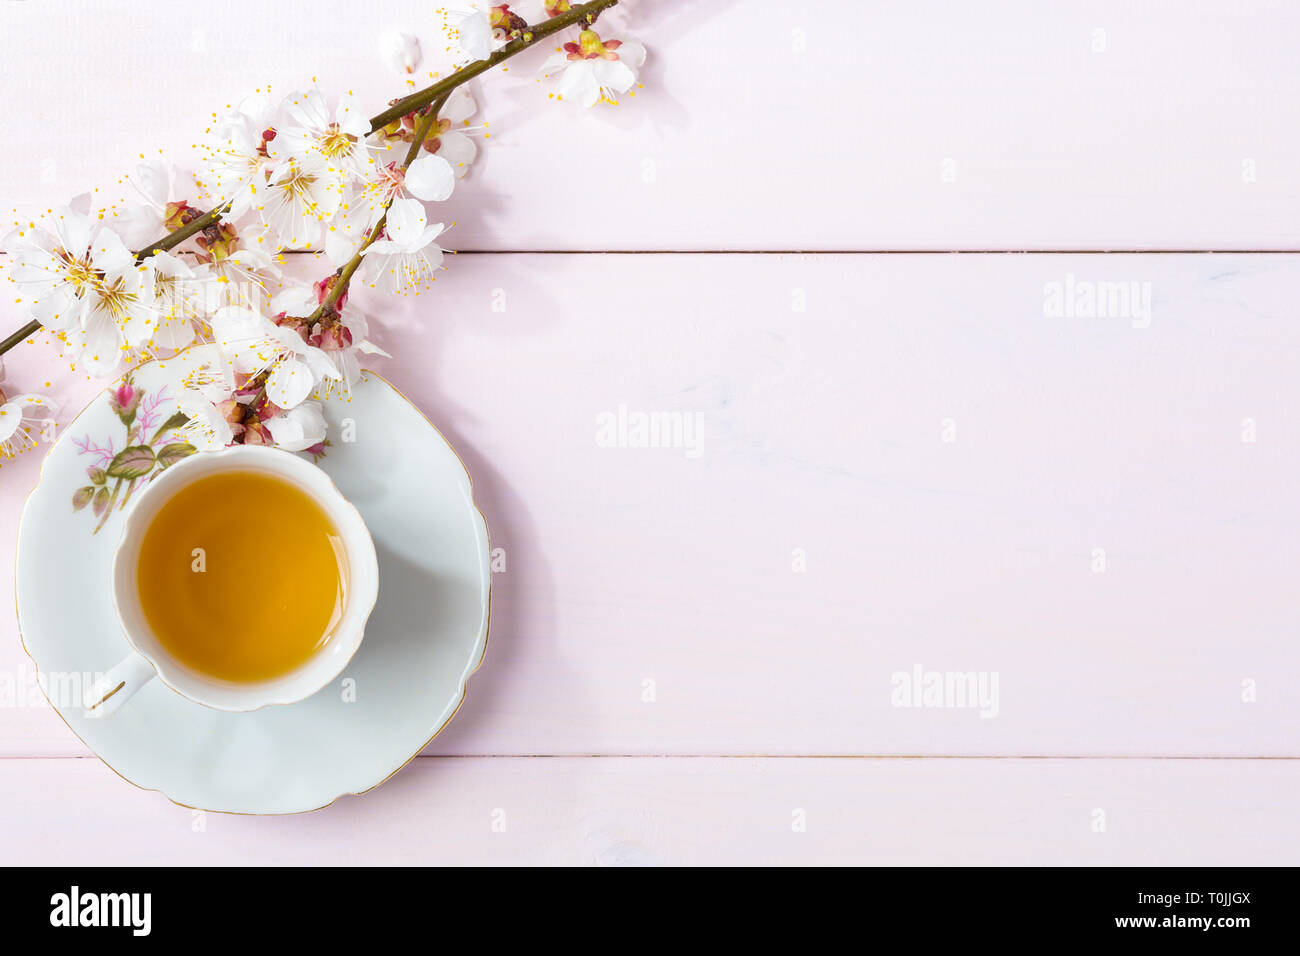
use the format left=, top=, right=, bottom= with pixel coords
left=135, top=386, right=170, bottom=434
left=73, top=434, right=116, bottom=468
left=108, top=383, right=143, bottom=423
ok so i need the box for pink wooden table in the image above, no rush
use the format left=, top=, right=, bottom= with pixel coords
left=1, top=0, right=1298, bottom=864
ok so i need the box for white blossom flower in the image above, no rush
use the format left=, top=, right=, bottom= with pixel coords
left=269, top=285, right=388, bottom=396
left=256, top=152, right=345, bottom=250
left=174, top=392, right=234, bottom=451
left=329, top=305, right=390, bottom=393
left=198, top=95, right=277, bottom=218
left=276, top=89, right=377, bottom=181
left=326, top=153, right=454, bottom=266
left=268, top=283, right=320, bottom=321
left=3, top=207, right=156, bottom=375
left=379, top=30, right=423, bottom=77
left=169, top=348, right=236, bottom=402
left=191, top=233, right=279, bottom=315
left=445, top=3, right=527, bottom=61
left=81, top=230, right=157, bottom=367
left=372, top=86, right=483, bottom=182
left=0, top=389, right=57, bottom=464
left=210, top=305, right=340, bottom=408
left=157, top=350, right=236, bottom=450
left=324, top=192, right=372, bottom=268
left=3, top=204, right=103, bottom=330
left=139, top=250, right=201, bottom=350
left=117, top=160, right=184, bottom=251
left=358, top=198, right=446, bottom=294
left=404, top=153, right=457, bottom=201
left=540, top=29, right=646, bottom=107
left=425, top=87, right=481, bottom=176
left=452, top=8, right=495, bottom=60
left=266, top=400, right=327, bottom=452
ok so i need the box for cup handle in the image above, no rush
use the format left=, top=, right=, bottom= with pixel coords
left=84, top=652, right=156, bottom=718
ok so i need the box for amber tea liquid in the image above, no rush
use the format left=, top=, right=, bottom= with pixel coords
left=135, top=470, right=348, bottom=683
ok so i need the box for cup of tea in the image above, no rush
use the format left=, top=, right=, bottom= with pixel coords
left=85, top=445, right=380, bottom=715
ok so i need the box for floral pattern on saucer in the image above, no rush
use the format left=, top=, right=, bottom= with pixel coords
left=71, top=378, right=196, bottom=533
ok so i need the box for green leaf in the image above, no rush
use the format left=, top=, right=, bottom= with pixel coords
left=105, top=445, right=156, bottom=479
left=156, top=442, right=197, bottom=468
left=86, top=466, right=106, bottom=485
left=92, top=485, right=111, bottom=517
left=72, top=486, right=96, bottom=511
left=150, top=411, right=189, bottom=443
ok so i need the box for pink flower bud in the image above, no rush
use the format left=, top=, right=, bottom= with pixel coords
left=109, top=384, right=142, bottom=421
left=314, top=275, right=349, bottom=310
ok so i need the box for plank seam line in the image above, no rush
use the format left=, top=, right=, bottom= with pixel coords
left=4, top=249, right=1300, bottom=257
left=426, top=249, right=1300, bottom=255
left=2, top=753, right=1296, bottom=761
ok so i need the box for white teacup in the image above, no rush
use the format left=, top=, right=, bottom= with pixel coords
left=84, top=445, right=379, bottom=716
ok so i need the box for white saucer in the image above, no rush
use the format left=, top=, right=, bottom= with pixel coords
left=15, top=350, right=491, bottom=814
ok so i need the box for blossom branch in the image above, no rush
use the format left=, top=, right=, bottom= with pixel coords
left=0, top=0, right=626, bottom=359
left=317, top=0, right=622, bottom=317
left=315, top=94, right=449, bottom=319
left=138, top=204, right=233, bottom=261
left=0, top=320, right=37, bottom=356
left=0, top=201, right=233, bottom=356
left=370, top=0, right=620, bottom=131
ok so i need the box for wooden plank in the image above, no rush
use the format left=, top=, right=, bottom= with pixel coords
left=1, top=252, right=1297, bottom=757
left=1, top=1, right=1299, bottom=250
left=0, top=755, right=1294, bottom=865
